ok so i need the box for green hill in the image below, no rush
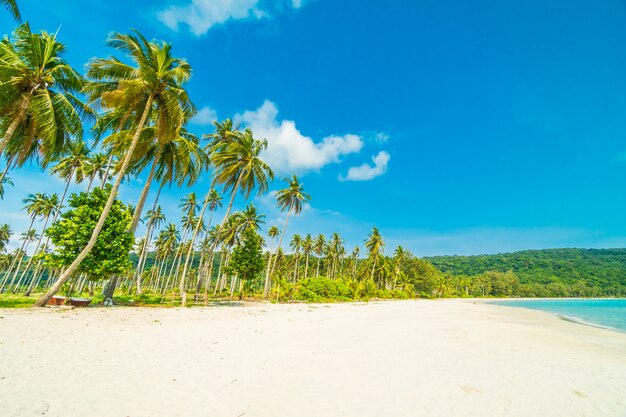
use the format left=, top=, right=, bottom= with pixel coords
left=426, top=248, right=626, bottom=297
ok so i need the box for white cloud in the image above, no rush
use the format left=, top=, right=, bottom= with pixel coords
left=191, top=106, right=218, bottom=126
left=374, top=132, right=389, bottom=143
left=339, top=151, right=390, bottom=182
left=158, top=0, right=302, bottom=36
left=236, top=100, right=364, bottom=174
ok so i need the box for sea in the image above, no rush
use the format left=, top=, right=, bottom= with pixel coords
left=493, top=299, right=626, bottom=333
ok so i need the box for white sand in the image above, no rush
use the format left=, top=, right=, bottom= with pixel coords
left=0, top=299, right=625, bottom=417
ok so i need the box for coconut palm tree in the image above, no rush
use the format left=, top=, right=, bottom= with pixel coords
left=302, top=234, right=313, bottom=279
left=392, top=246, right=406, bottom=290
left=270, top=175, right=311, bottom=275
left=263, top=225, right=280, bottom=297
left=84, top=152, right=109, bottom=192
left=178, top=129, right=273, bottom=305
left=352, top=246, right=360, bottom=280
left=35, top=30, right=193, bottom=306
left=13, top=193, right=57, bottom=292
left=50, top=140, right=90, bottom=212
left=0, top=23, right=92, bottom=184
left=135, top=206, right=166, bottom=294
left=0, top=223, right=12, bottom=252
left=2, top=0, right=20, bottom=20
left=365, top=227, right=384, bottom=285
left=0, top=174, right=12, bottom=199
left=290, top=234, right=302, bottom=282
left=314, top=234, right=325, bottom=279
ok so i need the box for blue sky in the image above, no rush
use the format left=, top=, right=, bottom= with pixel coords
left=2, top=0, right=626, bottom=256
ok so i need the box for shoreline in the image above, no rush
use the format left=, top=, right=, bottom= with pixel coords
left=1, top=299, right=625, bottom=417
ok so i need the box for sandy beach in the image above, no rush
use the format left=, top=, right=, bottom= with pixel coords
left=0, top=299, right=625, bottom=417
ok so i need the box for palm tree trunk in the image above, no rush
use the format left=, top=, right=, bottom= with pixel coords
left=180, top=181, right=217, bottom=304
left=181, top=172, right=243, bottom=306
left=14, top=214, right=51, bottom=292
left=270, top=208, right=292, bottom=274
left=0, top=95, right=30, bottom=157
left=130, top=148, right=162, bottom=234
left=101, top=153, right=114, bottom=187
left=1, top=215, right=35, bottom=292
left=316, top=256, right=321, bottom=279
left=34, top=93, right=156, bottom=307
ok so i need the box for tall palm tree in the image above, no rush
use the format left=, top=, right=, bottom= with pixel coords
left=392, top=246, right=406, bottom=290
left=0, top=23, right=92, bottom=184
left=290, top=234, right=302, bottom=282
left=178, top=129, right=273, bottom=305
left=0, top=174, right=12, bottom=199
left=2, top=0, right=20, bottom=20
left=50, top=140, right=90, bottom=215
left=314, top=234, right=325, bottom=279
left=13, top=193, right=57, bottom=292
left=352, top=246, right=360, bottom=280
left=365, top=227, right=384, bottom=285
left=302, top=234, right=313, bottom=279
left=84, top=152, right=109, bottom=192
left=135, top=206, right=166, bottom=294
left=263, top=225, right=280, bottom=297
left=35, top=30, right=193, bottom=307
left=0, top=223, right=12, bottom=252
left=270, top=175, right=311, bottom=275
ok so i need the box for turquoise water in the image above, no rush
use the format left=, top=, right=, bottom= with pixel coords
left=493, top=299, right=626, bottom=332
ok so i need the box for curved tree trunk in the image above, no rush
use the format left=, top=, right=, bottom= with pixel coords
left=130, top=148, right=162, bottom=234
left=180, top=173, right=242, bottom=306
left=0, top=95, right=30, bottom=158
left=14, top=213, right=51, bottom=292
left=34, top=93, right=155, bottom=307
left=100, top=153, right=114, bottom=188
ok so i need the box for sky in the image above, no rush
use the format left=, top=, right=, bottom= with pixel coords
left=2, top=0, right=626, bottom=256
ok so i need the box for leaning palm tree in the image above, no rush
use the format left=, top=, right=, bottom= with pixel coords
left=270, top=175, right=311, bottom=275
left=178, top=129, right=273, bottom=305
left=0, top=23, right=92, bottom=184
left=1, top=0, right=20, bottom=20
left=84, top=152, right=109, bottom=191
left=35, top=30, right=193, bottom=307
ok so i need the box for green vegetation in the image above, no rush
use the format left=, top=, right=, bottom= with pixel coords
left=428, top=248, right=626, bottom=297
left=1, top=3, right=624, bottom=309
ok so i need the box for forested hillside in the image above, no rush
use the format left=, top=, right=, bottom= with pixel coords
left=427, top=248, right=626, bottom=297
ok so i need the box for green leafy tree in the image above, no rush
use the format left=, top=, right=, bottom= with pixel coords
left=44, top=186, right=133, bottom=281
left=227, top=227, right=264, bottom=300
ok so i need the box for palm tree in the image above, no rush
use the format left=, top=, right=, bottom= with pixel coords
left=135, top=206, right=166, bottom=294
left=270, top=175, right=311, bottom=277
left=302, top=234, right=313, bottom=279
left=0, top=223, right=12, bottom=252
left=35, top=30, right=193, bottom=306
left=0, top=23, right=91, bottom=184
left=5, top=229, right=38, bottom=292
left=84, top=152, right=109, bottom=192
left=13, top=193, right=57, bottom=292
left=352, top=246, right=360, bottom=280
left=0, top=174, right=12, bottom=199
left=314, top=234, right=325, bottom=279
left=290, top=234, right=302, bottom=282
left=178, top=129, right=273, bottom=305
left=50, top=140, right=90, bottom=215
left=392, top=246, right=406, bottom=290
left=2, top=0, right=20, bottom=20
left=365, top=227, right=385, bottom=285
left=263, top=225, right=280, bottom=297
